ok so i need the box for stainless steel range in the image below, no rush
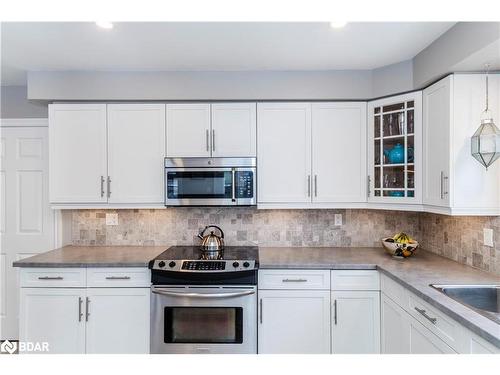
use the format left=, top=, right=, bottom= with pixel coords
left=149, top=246, right=258, bottom=354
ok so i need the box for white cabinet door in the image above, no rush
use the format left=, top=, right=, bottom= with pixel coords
left=166, top=104, right=211, bottom=157
left=423, top=76, right=452, bottom=207
left=258, top=290, right=330, bottom=354
left=257, top=103, right=312, bottom=203
left=331, top=291, right=380, bottom=353
left=49, top=104, right=107, bottom=203
left=19, top=288, right=85, bottom=354
left=211, top=103, right=256, bottom=157
left=107, top=104, right=165, bottom=204
left=367, top=93, right=422, bottom=204
left=409, top=317, right=455, bottom=354
left=312, top=102, right=366, bottom=203
left=381, top=293, right=410, bottom=353
left=85, top=288, right=150, bottom=354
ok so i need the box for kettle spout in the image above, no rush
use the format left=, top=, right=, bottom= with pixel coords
left=197, top=233, right=204, bottom=240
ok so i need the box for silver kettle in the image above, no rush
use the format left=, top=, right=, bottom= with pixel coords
left=197, top=225, right=225, bottom=253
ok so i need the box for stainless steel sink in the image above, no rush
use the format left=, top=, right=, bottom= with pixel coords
left=430, top=284, right=500, bottom=324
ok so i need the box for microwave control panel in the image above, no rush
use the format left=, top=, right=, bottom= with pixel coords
left=236, top=171, right=254, bottom=198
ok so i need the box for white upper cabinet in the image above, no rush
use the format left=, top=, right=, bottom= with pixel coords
left=423, top=76, right=452, bottom=208
left=107, top=104, right=165, bottom=204
left=367, top=92, right=423, bottom=205
left=211, top=103, right=256, bottom=157
left=257, top=103, right=312, bottom=203
left=166, top=104, right=211, bottom=157
left=423, top=74, right=500, bottom=215
left=166, top=103, right=256, bottom=157
left=312, top=102, right=367, bottom=203
left=49, top=104, right=107, bottom=203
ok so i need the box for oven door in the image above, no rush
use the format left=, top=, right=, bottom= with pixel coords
left=165, top=167, right=256, bottom=206
left=150, top=285, right=257, bottom=354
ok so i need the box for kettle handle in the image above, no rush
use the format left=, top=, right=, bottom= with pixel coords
left=199, top=225, right=224, bottom=239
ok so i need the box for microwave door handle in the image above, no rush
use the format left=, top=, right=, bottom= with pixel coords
left=231, top=169, right=236, bottom=202
left=151, top=287, right=255, bottom=299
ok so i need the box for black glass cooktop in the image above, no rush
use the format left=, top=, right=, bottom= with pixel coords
left=153, top=246, right=259, bottom=263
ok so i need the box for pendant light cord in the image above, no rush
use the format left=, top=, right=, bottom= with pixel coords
left=485, top=63, right=490, bottom=111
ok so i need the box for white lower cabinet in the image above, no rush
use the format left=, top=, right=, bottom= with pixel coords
left=19, top=268, right=150, bottom=354
left=381, top=293, right=410, bottom=353
left=258, top=289, right=331, bottom=354
left=381, top=292, right=456, bottom=354
left=19, top=288, right=86, bottom=354
left=85, top=288, right=149, bottom=354
left=331, top=291, right=380, bottom=354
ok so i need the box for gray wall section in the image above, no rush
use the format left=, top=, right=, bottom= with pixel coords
left=27, top=70, right=374, bottom=101
left=413, top=22, right=500, bottom=87
left=372, top=60, right=413, bottom=98
left=0, top=85, right=48, bottom=118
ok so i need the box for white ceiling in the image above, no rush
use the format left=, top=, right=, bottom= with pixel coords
left=0, top=22, right=455, bottom=86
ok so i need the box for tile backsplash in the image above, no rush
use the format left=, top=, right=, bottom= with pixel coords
left=71, top=208, right=499, bottom=275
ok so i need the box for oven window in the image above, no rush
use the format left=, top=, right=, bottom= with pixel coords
left=167, top=171, right=232, bottom=199
left=164, top=307, right=243, bottom=344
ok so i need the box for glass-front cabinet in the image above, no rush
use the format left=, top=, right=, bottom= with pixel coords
left=368, top=92, right=422, bottom=204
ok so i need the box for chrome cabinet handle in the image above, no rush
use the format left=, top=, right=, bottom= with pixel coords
left=414, top=306, right=437, bottom=324
left=314, top=175, right=318, bottom=197
left=78, top=297, right=83, bottom=322
left=107, top=176, right=111, bottom=198
left=367, top=175, right=371, bottom=198
left=206, top=129, right=210, bottom=152
left=105, top=276, right=131, bottom=280
left=85, top=297, right=90, bottom=322
left=259, top=298, right=263, bottom=324
left=282, top=278, right=308, bottom=283
left=151, top=287, right=255, bottom=299
left=231, top=168, right=236, bottom=202
left=307, top=175, right=311, bottom=197
left=212, top=129, right=216, bottom=152
left=38, top=276, right=63, bottom=280
left=100, top=176, right=105, bottom=198
left=440, top=171, right=448, bottom=199
left=334, top=300, right=338, bottom=325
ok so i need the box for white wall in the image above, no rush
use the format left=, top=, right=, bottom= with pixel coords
left=372, top=60, right=413, bottom=98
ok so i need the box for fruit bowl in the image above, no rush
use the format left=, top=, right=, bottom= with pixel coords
left=381, top=233, right=419, bottom=258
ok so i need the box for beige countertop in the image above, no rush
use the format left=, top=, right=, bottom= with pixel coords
left=13, top=245, right=500, bottom=348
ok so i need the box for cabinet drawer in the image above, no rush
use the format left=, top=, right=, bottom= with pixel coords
left=20, top=268, right=86, bottom=288
left=331, top=270, right=380, bottom=291
left=380, top=273, right=408, bottom=307
left=86, top=268, right=150, bottom=287
left=258, top=270, right=330, bottom=290
left=408, top=293, right=463, bottom=351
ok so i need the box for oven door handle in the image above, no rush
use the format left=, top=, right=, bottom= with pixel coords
left=151, top=287, right=255, bottom=299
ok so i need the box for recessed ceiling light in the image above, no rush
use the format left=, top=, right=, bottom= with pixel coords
left=330, top=21, right=347, bottom=29
left=95, top=21, right=113, bottom=29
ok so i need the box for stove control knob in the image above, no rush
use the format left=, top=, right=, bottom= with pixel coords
left=243, top=262, right=250, bottom=268
left=158, top=261, right=166, bottom=268
left=232, top=262, right=240, bottom=268
left=169, top=261, right=176, bottom=268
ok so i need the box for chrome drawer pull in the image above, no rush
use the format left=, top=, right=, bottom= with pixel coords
left=105, top=276, right=131, bottom=280
left=85, top=297, right=90, bottom=322
left=414, top=306, right=437, bottom=324
left=78, top=297, right=83, bottom=322
left=282, top=278, right=308, bottom=283
left=38, top=276, right=63, bottom=280
left=334, top=300, right=338, bottom=325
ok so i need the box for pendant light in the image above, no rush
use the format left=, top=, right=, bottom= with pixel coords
left=471, top=64, right=500, bottom=170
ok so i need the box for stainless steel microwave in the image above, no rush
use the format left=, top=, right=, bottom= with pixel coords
left=165, top=157, right=256, bottom=206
